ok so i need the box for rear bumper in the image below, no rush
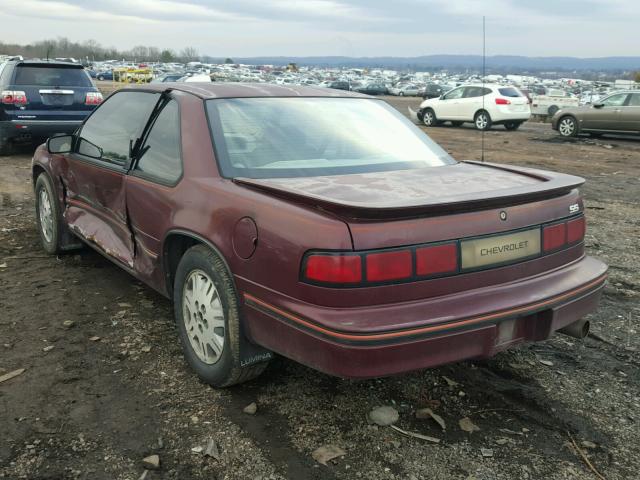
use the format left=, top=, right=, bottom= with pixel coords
left=0, top=120, right=82, bottom=143
left=491, top=109, right=531, bottom=123
left=239, top=255, right=607, bottom=378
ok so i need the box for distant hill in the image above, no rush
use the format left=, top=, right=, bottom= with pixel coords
left=220, top=55, right=640, bottom=72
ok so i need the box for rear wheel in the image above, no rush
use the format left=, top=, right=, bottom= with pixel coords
left=474, top=111, right=492, bottom=131
left=504, top=121, right=522, bottom=131
left=173, top=245, right=269, bottom=387
left=35, top=174, right=62, bottom=254
left=548, top=105, right=560, bottom=116
left=399, top=92, right=404, bottom=96
left=422, top=108, right=438, bottom=127
left=557, top=116, right=578, bottom=137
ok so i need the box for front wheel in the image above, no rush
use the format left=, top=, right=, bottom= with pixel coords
left=474, top=111, right=492, bottom=131
left=422, top=108, right=438, bottom=127
left=557, top=116, right=578, bottom=137
left=173, top=245, right=269, bottom=387
left=35, top=174, right=62, bottom=254
left=504, top=121, right=522, bottom=131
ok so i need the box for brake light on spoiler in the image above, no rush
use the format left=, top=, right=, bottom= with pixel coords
left=303, top=215, right=586, bottom=287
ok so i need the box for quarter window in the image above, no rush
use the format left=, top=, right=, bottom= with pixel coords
left=135, top=100, right=182, bottom=184
left=77, top=91, right=160, bottom=164
left=628, top=93, right=640, bottom=106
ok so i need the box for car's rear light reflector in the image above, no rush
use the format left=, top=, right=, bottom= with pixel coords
left=543, top=223, right=566, bottom=251
left=1, top=90, right=27, bottom=104
left=495, top=98, right=511, bottom=105
left=304, top=254, right=362, bottom=284
left=366, top=250, right=412, bottom=282
left=416, top=243, right=458, bottom=276
left=85, top=92, right=103, bottom=105
left=567, top=216, right=586, bottom=243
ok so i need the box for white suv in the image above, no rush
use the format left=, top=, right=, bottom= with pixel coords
left=411, top=84, right=531, bottom=131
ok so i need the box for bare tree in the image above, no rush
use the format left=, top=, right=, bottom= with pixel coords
left=180, top=46, right=199, bottom=63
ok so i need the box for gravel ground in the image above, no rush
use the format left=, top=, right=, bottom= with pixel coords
left=0, top=96, right=638, bottom=480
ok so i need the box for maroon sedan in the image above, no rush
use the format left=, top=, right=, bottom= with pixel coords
left=32, top=84, right=607, bottom=387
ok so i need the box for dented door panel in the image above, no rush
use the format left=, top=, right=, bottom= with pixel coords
left=62, top=156, right=135, bottom=267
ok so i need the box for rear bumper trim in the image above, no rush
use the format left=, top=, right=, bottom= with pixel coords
left=244, top=272, right=607, bottom=346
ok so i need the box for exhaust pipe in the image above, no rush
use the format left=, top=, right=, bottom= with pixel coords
left=558, top=318, right=590, bottom=339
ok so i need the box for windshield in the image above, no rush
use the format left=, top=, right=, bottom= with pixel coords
left=206, top=97, right=455, bottom=179
left=14, top=65, right=92, bottom=87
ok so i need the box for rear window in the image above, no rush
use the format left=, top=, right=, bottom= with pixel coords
left=498, top=87, right=523, bottom=98
left=13, top=65, right=92, bottom=87
left=206, top=97, right=455, bottom=179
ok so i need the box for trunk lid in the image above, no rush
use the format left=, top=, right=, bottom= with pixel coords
left=234, top=161, right=583, bottom=220
left=236, top=161, right=584, bottom=253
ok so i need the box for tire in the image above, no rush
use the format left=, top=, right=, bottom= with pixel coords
left=173, top=244, right=269, bottom=387
left=399, top=92, right=404, bottom=96
left=557, top=116, right=578, bottom=137
left=451, top=121, right=463, bottom=127
left=504, top=121, right=521, bottom=131
left=548, top=105, right=559, bottom=116
left=35, top=173, right=63, bottom=254
left=474, top=111, right=492, bottom=131
left=422, top=108, right=438, bottom=127
left=97, top=75, right=104, bottom=81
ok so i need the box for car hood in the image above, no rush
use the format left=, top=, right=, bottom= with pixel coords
left=234, top=161, right=584, bottom=219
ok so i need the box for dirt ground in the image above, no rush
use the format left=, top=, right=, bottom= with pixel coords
left=1, top=95, right=639, bottom=480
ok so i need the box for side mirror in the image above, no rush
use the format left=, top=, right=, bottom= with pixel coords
left=593, top=103, right=604, bottom=109
left=77, top=138, right=103, bottom=160
left=47, top=134, right=73, bottom=154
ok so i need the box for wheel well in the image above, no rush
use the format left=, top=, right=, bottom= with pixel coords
left=474, top=109, right=489, bottom=119
left=163, top=233, right=201, bottom=296
left=32, top=165, right=46, bottom=187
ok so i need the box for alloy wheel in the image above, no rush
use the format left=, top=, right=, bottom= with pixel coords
left=38, top=187, right=54, bottom=243
left=559, top=118, right=576, bottom=137
left=182, top=269, right=226, bottom=364
left=423, top=111, right=434, bottom=126
left=475, top=114, right=488, bottom=130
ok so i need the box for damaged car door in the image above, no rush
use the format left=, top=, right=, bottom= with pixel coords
left=62, top=90, right=160, bottom=267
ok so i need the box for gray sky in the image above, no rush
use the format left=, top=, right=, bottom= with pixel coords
left=0, top=0, right=637, bottom=57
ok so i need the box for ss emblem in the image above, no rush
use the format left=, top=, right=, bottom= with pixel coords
left=569, top=203, right=580, bottom=214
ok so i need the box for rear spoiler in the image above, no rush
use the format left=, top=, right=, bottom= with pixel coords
left=234, top=162, right=585, bottom=220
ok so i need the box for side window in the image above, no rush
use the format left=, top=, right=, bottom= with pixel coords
left=443, top=88, right=464, bottom=100
left=601, top=94, right=628, bottom=107
left=463, top=87, right=482, bottom=98
left=135, top=100, right=182, bottom=184
left=77, top=91, right=160, bottom=164
left=628, top=93, right=640, bottom=106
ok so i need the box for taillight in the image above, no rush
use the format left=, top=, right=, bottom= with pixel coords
left=543, top=223, right=566, bottom=252
left=495, top=98, right=511, bottom=105
left=416, top=243, right=457, bottom=276
left=1, top=90, right=27, bottom=105
left=85, top=92, right=103, bottom=105
left=304, top=254, right=362, bottom=284
left=567, top=217, right=586, bottom=244
left=544, top=216, right=585, bottom=252
left=366, top=250, right=412, bottom=282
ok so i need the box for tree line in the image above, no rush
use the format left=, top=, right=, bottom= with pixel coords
left=0, top=37, right=206, bottom=63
